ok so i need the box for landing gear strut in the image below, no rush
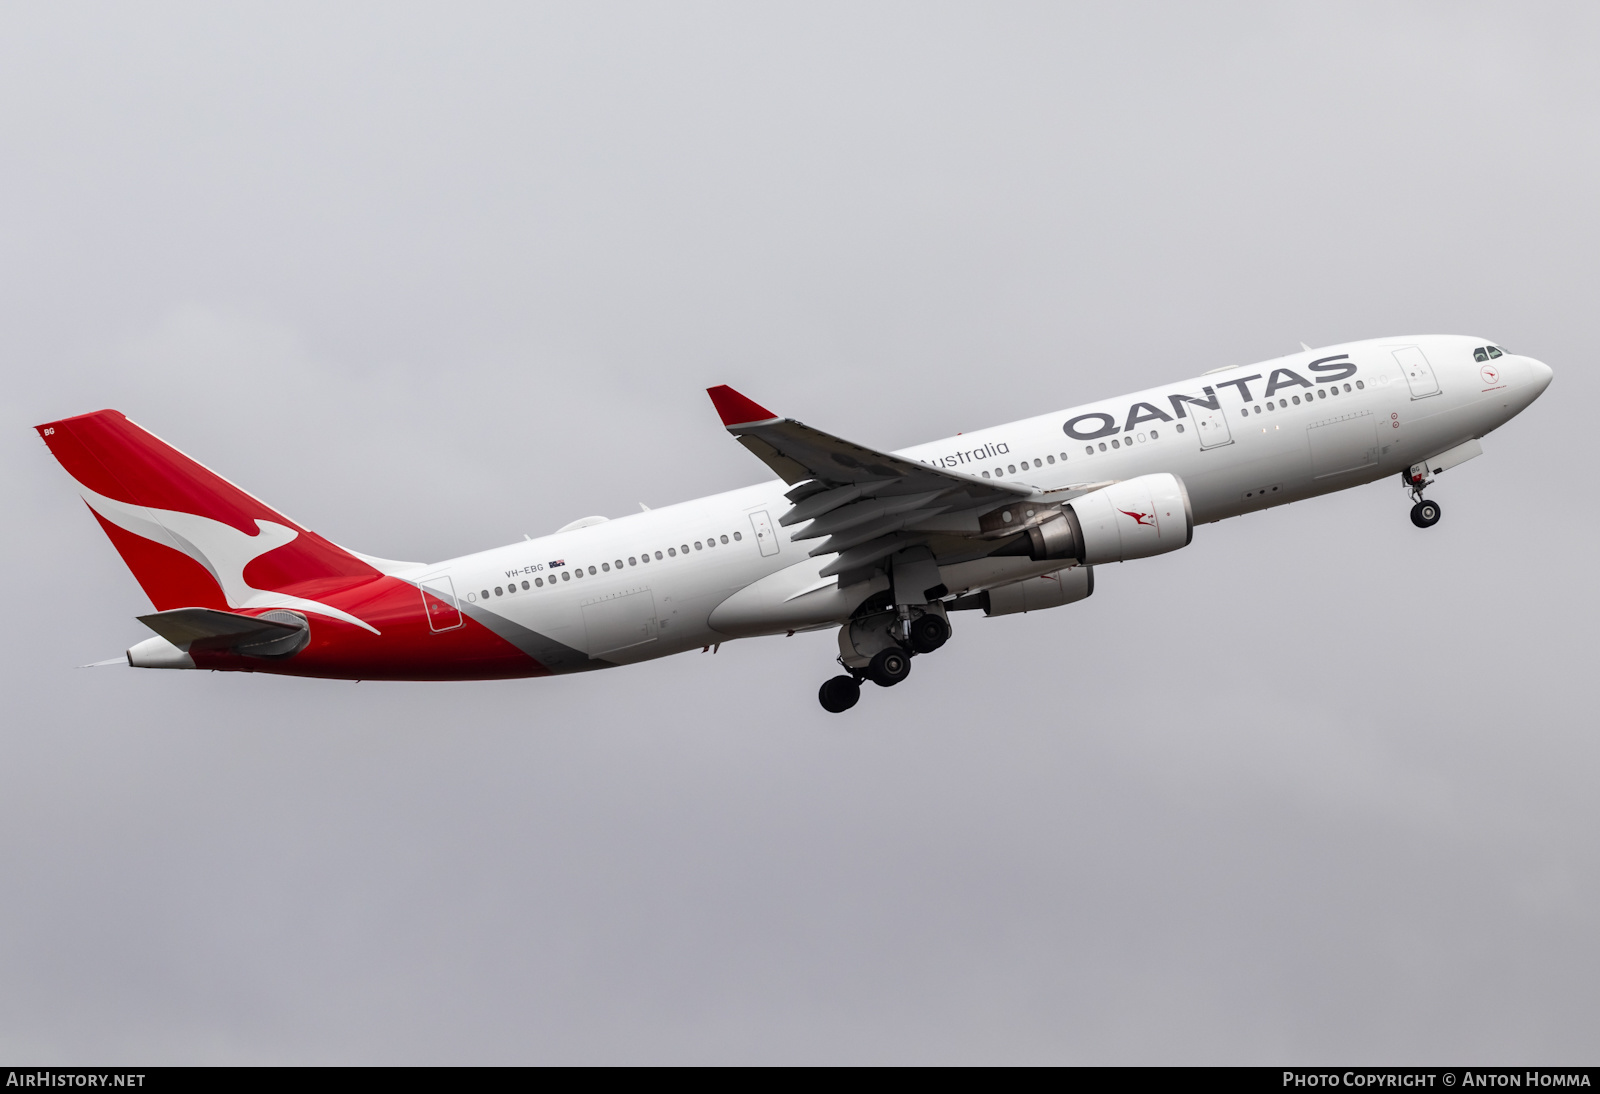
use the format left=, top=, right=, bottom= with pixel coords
left=1403, top=466, right=1442, bottom=529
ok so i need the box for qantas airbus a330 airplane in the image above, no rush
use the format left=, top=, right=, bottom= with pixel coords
left=38, top=334, right=1550, bottom=712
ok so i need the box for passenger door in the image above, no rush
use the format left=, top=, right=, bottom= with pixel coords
left=1185, top=395, right=1234, bottom=450
left=1392, top=346, right=1441, bottom=400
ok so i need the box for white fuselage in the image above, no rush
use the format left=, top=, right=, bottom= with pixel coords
left=429, top=335, right=1550, bottom=669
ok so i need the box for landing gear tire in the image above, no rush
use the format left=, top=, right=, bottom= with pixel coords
left=866, top=647, right=912, bottom=688
left=818, top=675, right=861, bottom=713
left=908, top=614, right=950, bottom=654
left=1410, top=499, right=1441, bottom=528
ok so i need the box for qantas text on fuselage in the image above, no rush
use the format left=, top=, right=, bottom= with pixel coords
left=36, top=334, right=1551, bottom=713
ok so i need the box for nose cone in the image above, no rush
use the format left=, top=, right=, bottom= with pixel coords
left=1526, top=356, right=1554, bottom=396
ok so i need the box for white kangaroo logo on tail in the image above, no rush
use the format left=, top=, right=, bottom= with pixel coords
left=77, top=485, right=381, bottom=634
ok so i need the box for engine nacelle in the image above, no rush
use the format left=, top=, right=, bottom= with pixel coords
left=981, top=566, right=1093, bottom=616
left=1020, top=473, right=1193, bottom=565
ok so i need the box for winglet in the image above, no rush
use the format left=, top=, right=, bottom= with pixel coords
left=707, top=385, right=780, bottom=428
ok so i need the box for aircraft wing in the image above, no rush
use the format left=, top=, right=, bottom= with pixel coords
left=708, top=386, right=1052, bottom=583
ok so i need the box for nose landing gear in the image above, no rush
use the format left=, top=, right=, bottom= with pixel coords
left=1403, top=466, right=1442, bottom=529
left=1410, top=498, right=1441, bottom=528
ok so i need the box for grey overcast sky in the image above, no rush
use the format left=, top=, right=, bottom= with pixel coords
left=3, top=2, right=1596, bottom=1064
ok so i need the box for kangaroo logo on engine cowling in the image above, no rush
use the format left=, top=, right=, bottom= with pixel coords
left=1118, top=508, right=1154, bottom=526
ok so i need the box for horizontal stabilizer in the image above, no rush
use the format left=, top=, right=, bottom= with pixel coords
left=137, top=606, right=309, bottom=657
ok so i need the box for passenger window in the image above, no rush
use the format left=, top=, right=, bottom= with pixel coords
left=1096, top=443, right=1105, bottom=452
left=535, top=577, right=543, bottom=587
left=1150, top=429, right=1159, bottom=439
left=668, top=547, right=676, bottom=556
left=629, top=557, right=637, bottom=566
left=1110, top=439, right=1120, bottom=449
left=1292, top=395, right=1300, bottom=404
left=1046, top=455, right=1055, bottom=464
left=602, top=562, right=610, bottom=572
left=982, top=471, right=991, bottom=478
left=1176, top=424, right=1184, bottom=433
left=720, top=535, right=729, bottom=544
left=522, top=581, right=529, bottom=590
left=694, top=542, right=702, bottom=551
left=1060, top=452, right=1069, bottom=460
left=1343, top=383, right=1351, bottom=392
left=1356, top=380, right=1365, bottom=389
left=1266, top=402, right=1273, bottom=411
left=587, top=566, right=596, bottom=575
left=562, top=571, right=570, bottom=581
left=1474, top=348, right=1489, bottom=362
left=1279, top=399, right=1287, bottom=408
left=1033, top=459, right=1042, bottom=468
left=655, top=550, right=664, bottom=559
left=1487, top=346, right=1503, bottom=358
left=680, top=544, right=688, bottom=554
left=481, top=589, right=489, bottom=599
left=1240, top=409, right=1249, bottom=417
left=1318, top=389, right=1326, bottom=398
left=732, top=532, right=741, bottom=542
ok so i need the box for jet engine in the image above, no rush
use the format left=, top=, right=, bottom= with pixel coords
left=954, top=566, right=1094, bottom=617
left=993, top=473, right=1193, bottom=566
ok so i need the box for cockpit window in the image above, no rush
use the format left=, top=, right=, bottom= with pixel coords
left=1487, top=346, right=1503, bottom=359
left=1474, top=347, right=1489, bottom=362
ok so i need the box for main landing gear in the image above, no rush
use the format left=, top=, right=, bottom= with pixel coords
left=1403, top=466, right=1442, bottom=529
left=817, top=604, right=951, bottom=713
left=818, top=674, right=861, bottom=713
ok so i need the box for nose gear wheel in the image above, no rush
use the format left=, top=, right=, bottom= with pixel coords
left=1410, top=499, right=1441, bottom=528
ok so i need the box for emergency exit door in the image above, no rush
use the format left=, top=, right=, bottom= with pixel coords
left=419, top=575, right=463, bottom=631
left=748, top=510, right=781, bottom=557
